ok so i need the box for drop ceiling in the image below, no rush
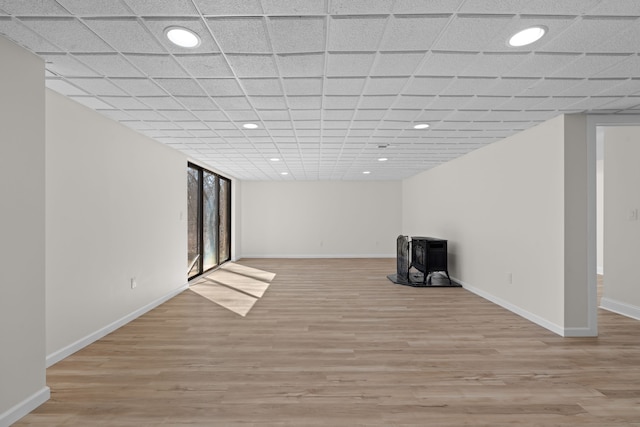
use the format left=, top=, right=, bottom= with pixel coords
left=1, top=0, right=640, bottom=180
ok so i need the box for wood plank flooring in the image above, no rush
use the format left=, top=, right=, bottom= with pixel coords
left=16, top=259, right=640, bottom=426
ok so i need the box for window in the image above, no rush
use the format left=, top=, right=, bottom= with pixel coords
left=187, top=163, right=231, bottom=279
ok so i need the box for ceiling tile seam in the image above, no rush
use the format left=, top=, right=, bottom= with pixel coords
left=330, top=10, right=397, bottom=179
left=355, top=11, right=466, bottom=168
left=315, top=0, right=333, bottom=180
left=262, top=8, right=312, bottom=180
left=173, top=4, right=281, bottom=179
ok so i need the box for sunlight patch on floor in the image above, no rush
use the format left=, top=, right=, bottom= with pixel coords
left=189, top=263, right=275, bottom=317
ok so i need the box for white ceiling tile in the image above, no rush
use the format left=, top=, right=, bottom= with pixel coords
left=0, top=0, right=69, bottom=15
left=324, top=110, right=353, bottom=120
left=138, top=96, right=184, bottom=109
left=160, top=110, right=197, bottom=121
left=593, top=55, right=640, bottom=78
left=240, top=78, right=282, bottom=95
left=326, top=52, right=376, bottom=77
left=415, top=51, right=475, bottom=76
left=282, top=78, right=323, bottom=95
left=360, top=95, right=397, bottom=108
left=112, top=78, right=167, bottom=96
left=125, top=54, right=188, bottom=77
left=353, top=109, right=386, bottom=120
left=287, top=96, right=322, bottom=109
left=330, top=0, right=393, bottom=14
left=41, top=53, right=101, bottom=76
left=196, top=0, right=263, bottom=15
left=84, top=18, right=164, bottom=53
left=458, top=52, right=529, bottom=77
left=174, top=54, right=232, bottom=77
left=250, top=96, right=288, bottom=109
left=587, top=1, right=640, bottom=15
left=372, top=52, right=425, bottom=76
left=175, top=121, right=209, bottom=130
left=394, top=95, right=435, bottom=109
left=125, top=110, right=168, bottom=121
left=543, top=17, right=638, bottom=53
left=558, top=79, right=627, bottom=97
left=67, top=77, right=127, bottom=95
left=323, top=96, right=360, bottom=109
left=428, top=96, right=473, bottom=110
left=193, top=110, right=227, bottom=121
left=214, top=96, right=252, bottom=110
left=505, top=53, right=582, bottom=78
left=262, top=0, right=326, bottom=15
left=393, top=0, right=463, bottom=13
left=154, top=78, right=206, bottom=96
left=380, top=15, right=450, bottom=51
left=328, top=16, right=387, bottom=51
left=325, top=77, right=366, bottom=95
left=46, top=78, right=87, bottom=95
left=595, top=21, right=640, bottom=53
left=404, top=76, right=454, bottom=95
left=257, top=110, right=290, bottom=121
left=600, top=79, right=640, bottom=97
left=56, top=0, right=131, bottom=16
left=207, top=17, right=269, bottom=53
left=277, top=53, right=324, bottom=77
left=517, top=78, right=580, bottom=97
left=364, top=77, right=408, bottom=95
left=484, top=77, right=539, bottom=96
left=69, top=96, right=114, bottom=109
left=464, top=96, right=512, bottom=109
left=432, top=15, right=512, bottom=51
left=459, top=0, right=601, bottom=14
left=263, top=120, right=292, bottom=129
left=498, top=97, right=548, bottom=110
left=175, top=96, right=218, bottom=109
left=226, top=54, right=278, bottom=77
left=74, top=53, right=143, bottom=77
left=143, top=18, right=219, bottom=53
left=268, top=16, right=325, bottom=53
left=0, top=18, right=61, bottom=52
left=414, top=110, right=454, bottom=121
left=20, top=17, right=111, bottom=51
left=384, top=109, right=420, bottom=121
left=198, top=78, right=243, bottom=96
left=123, top=0, right=199, bottom=16
left=552, top=54, right=631, bottom=78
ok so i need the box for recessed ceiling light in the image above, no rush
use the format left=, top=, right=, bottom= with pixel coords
left=270, top=158, right=280, bottom=162
left=378, top=158, right=388, bottom=162
left=280, top=172, right=289, bottom=175
left=508, top=26, right=546, bottom=47
left=363, top=171, right=371, bottom=175
left=243, top=123, right=259, bottom=129
left=165, top=27, right=201, bottom=48
left=413, top=123, right=430, bottom=129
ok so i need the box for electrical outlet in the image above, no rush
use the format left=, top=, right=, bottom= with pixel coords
left=130, top=278, right=137, bottom=289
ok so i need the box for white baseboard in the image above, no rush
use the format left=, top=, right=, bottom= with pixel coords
left=46, top=283, right=189, bottom=367
left=0, top=386, right=50, bottom=427
left=600, top=297, right=640, bottom=321
left=454, top=277, right=596, bottom=337
left=239, top=254, right=396, bottom=259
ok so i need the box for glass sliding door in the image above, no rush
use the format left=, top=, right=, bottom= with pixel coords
left=187, top=162, right=231, bottom=279
left=219, top=178, right=231, bottom=263
left=187, top=165, right=201, bottom=278
left=202, top=171, right=218, bottom=271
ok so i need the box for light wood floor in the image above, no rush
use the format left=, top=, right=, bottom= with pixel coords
left=17, top=259, right=640, bottom=426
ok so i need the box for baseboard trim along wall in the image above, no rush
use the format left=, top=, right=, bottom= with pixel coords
left=46, top=283, right=189, bottom=368
left=454, top=277, right=596, bottom=337
left=240, top=254, right=396, bottom=259
left=600, top=297, right=640, bottom=321
left=0, top=386, right=50, bottom=427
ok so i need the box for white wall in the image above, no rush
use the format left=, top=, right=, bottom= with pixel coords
left=601, top=126, right=640, bottom=320
left=403, top=115, right=590, bottom=335
left=240, top=181, right=402, bottom=257
left=45, top=90, right=188, bottom=363
left=0, top=37, right=49, bottom=426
